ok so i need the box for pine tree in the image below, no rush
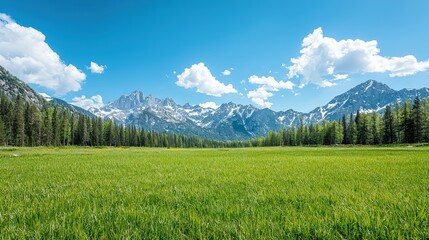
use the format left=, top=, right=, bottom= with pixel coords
left=13, top=96, right=25, bottom=146
left=422, top=98, right=429, bottom=142
left=76, top=115, right=89, bottom=145
left=320, top=120, right=327, bottom=145
left=403, top=101, right=414, bottom=143
left=24, top=104, right=41, bottom=146
left=0, top=117, right=6, bottom=146
left=51, top=107, right=61, bottom=146
left=90, top=117, right=100, bottom=146
left=70, top=114, right=76, bottom=145
left=0, top=95, right=13, bottom=145
left=370, top=112, right=380, bottom=145
left=342, top=114, right=348, bottom=144
left=104, top=120, right=115, bottom=146
left=394, top=102, right=403, bottom=143
left=355, top=110, right=362, bottom=144
left=86, top=117, right=93, bottom=146
left=61, top=112, right=71, bottom=146
left=296, top=116, right=304, bottom=145
left=303, top=126, right=309, bottom=145
left=383, top=105, right=395, bottom=144
left=308, top=124, right=317, bottom=145
left=330, top=121, right=343, bottom=144
left=347, top=113, right=356, bottom=144
left=119, top=124, right=124, bottom=146
left=42, top=110, right=52, bottom=146
left=358, top=114, right=369, bottom=145
left=97, top=118, right=103, bottom=146
left=412, top=97, right=423, bottom=143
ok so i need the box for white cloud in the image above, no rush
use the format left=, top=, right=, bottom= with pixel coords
left=88, top=61, right=105, bottom=74
left=247, top=75, right=294, bottom=108
left=248, top=75, right=294, bottom=91
left=199, top=101, right=219, bottom=109
left=0, top=13, right=13, bottom=23
left=176, top=62, right=237, bottom=97
left=247, top=87, right=273, bottom=109
left=222, top=69, right=231, bottom=76
left=287, top=27, right=429, bottom=88
left=70, top=95, right=104, bottom=110
left=333, top=74, right=349, bottom=81
left=0, top=13, right=86, bottom=95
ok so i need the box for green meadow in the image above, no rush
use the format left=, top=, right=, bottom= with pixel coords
left=0, top=147, right=428, bottom=239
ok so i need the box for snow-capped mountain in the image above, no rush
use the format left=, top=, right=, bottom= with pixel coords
left=83, top=80, right=429, bottom=140
left=305, top=80, right=429, bottom=123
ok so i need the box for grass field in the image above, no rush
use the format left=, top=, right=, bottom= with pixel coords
left=0, top=147, right=428, bottom=239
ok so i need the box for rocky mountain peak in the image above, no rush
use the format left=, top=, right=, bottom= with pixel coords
left=110, top=90, right=145, bottom=110
left=349, top=79, right=394, bottom=95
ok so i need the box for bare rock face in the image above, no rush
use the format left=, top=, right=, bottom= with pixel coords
left=0, top=65, right=45, bottom=107
left=0, top=65, right=95, bottom=117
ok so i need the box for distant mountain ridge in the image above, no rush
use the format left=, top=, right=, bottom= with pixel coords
left=85, top=80, right=429, bottom=140
left=1, top=64, right=428, bottom=140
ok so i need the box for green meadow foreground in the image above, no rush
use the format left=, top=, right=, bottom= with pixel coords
left=0, top=147, right=428, bottom=239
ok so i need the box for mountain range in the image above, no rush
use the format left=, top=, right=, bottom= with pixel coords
left=1, top=65, right=428, bottom=140
left=84, top=80, right=429, bottom=140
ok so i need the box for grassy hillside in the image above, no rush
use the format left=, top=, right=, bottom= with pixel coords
left=0, top=147, right=428, bottom=238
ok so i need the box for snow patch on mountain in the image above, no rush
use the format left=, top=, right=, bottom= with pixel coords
left=364, top=80, right=374, bottom=92
left=39, top=93, right=52, bottom=101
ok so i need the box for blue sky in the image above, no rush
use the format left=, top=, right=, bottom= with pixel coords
left=1, top=0, right=429, bottom=112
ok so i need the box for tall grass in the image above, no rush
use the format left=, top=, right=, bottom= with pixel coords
left=0, top=147, right=428, bottom=238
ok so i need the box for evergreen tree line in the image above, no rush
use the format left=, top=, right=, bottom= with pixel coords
left=1, top=93, right=429, bottom=148
left=254, top=97, right=429, bottom=147
left=0, top=94, right=243, bottom=148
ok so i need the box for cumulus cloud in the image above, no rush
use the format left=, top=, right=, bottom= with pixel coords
left=199, top=101, right=220, bottom=109
left=0, top=13, right=86, bottom=95
left=333, top=74, right=349, bottom=81
left=88, top=61, right=105, bottom=74
left=176, top=62, right=237, bottom=97
left=287, top=27, right=429, bottom=88
left=222, top=69, right=231, bottom=76
left=249, top=75, right=294, bottom=91
left=247, top=75, right=294, bottom=108
left=247, top=87, right=273, bottom=108
left=70, top=95, right=104, bottom=110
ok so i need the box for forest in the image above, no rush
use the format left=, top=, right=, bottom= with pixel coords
left=0, top=94, right=232, bottom=148
left=256, top=97, right=429, bottom=147
left=1, top=93, right=429, bottom=148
